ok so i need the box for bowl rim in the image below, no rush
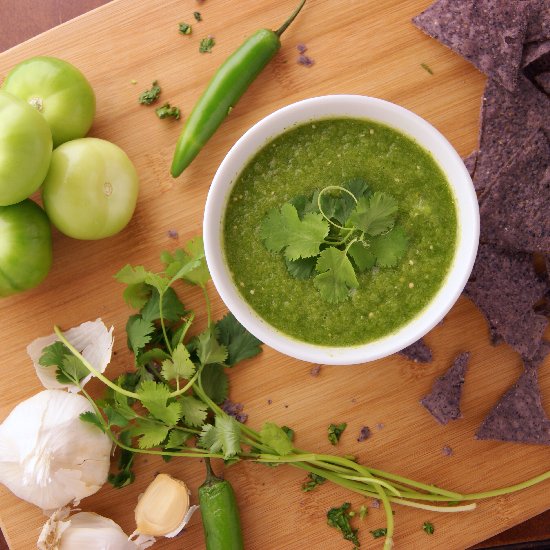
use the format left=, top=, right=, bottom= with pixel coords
left=203, top=94, right=479, bottom=365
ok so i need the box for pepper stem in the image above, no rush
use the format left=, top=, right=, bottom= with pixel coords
left=275, top=0, right=306, bottom=37
left=204, top=457, right=219, bottom=483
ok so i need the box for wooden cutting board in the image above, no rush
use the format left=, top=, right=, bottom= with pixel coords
left=1, top=0, right=548, bottom=548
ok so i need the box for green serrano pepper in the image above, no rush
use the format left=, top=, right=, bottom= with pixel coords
left=199, top=458, right=244, bottom=550
left=170, top=0, right=306, bottom=177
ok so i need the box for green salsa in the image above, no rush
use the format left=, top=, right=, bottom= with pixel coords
left=223, top=118, right=457, bottom=346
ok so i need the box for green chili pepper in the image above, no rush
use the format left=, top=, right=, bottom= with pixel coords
left=170, top=0, right=306, bottom=177
left=198, top=458, right=244, bottom=550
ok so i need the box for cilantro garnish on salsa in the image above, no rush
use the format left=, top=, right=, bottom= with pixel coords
left=223, top=118, right=457, bottom=347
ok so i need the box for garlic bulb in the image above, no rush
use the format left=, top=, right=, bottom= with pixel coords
left=27, top=319, right=114, bottom=392
left=38, top=507, right=155, bottom=550
left=0, top=390, right=111, bottom=511
left=132, top=474, right=199, bottom=538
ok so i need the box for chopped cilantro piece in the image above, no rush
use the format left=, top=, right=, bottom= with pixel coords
left=421, top=62, right=434, bottom=75
left=193, top=11, right=202, bottom=21
left=155, top=103, right=181, bottom=120
left=359, top=505, right=368, bottom=520
left=302, top=473, right=326, bottom=492
left=179, top=22, right=192, bottom=35
left=327, top=502, right=360, bottom=547
left=328, top=422, right=347, bottom=445
left=138, top=81, right=161, bottom=105
left=370, top=528, right=387, bottom=539
left=423, top=521, right=435, bottom=535
left=199, top=36, right=215, bottom=53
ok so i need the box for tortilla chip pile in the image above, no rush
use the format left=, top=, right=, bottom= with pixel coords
left=411, top=0, right=550, bottom=444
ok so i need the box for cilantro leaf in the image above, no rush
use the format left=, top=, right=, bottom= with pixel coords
left=104, top=404, right=130, bottom=428
left=115, top=264, right=149, bottom=285
left=180, top=395, right=208, bottom=427
left=132, top=420, right=171, bottom=449
left=199, top=416, right=241, bottom=459
left=290, top=192, right=320, bottom=218
left=126, top=315, right=155, bottom=354
left=80, top=411, right=105, bottom=432
left=314, top=248, right=358, bottom=303
left=200, top=363, right=229, bottom=404
left=161, top=343, right=196, bottom=381
left=38, top=341, right=69, bottom=369
left=57, top=355, right=89, bottom=385
left=328, top=422, right=347, bottom=445
left=369, top=226, right=408, bottom=267
left=161, top=237, right=210, bottom=287
left=349, top=191, right=398, bottom=235
left=196, top=326, right=228, bottom=366
left=216, top=312, right=262, bottom=366
left=136, top=347, right=171, bottom=367
left=260, top=203, right=329, bottom=260
left=137, top=380, right=182, bottom=426
left=260, top=422, right=293, bottom=456
left=348, top=241, right=376, bottom=272
left=123, top=283, right=151, bottom=309
left=285, top=256, right=317, bottom=279
left=144, top=272, right=170, bottom=294
left=166, top=429, right=191, bottom=449
left=327, top=503, right=360, bottom=547
left=140, top=287, right=186, bottom=322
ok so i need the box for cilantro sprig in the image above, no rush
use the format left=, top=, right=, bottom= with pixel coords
left=43, top=235, right=502, bottom=550
left=260, top=179, right=408, bottom=303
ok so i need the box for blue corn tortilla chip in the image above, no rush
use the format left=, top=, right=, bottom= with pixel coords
left=412, top=0, right=533, bottom=92
left=476, top=366, right=550, bottom=444
left=463, top=150, right=478, bottom=179
left=526, top=1, right=550, bottom=43
left=522, top=40, right=550, bottom=68
left=474, top=77, right=549, bottom=193
left=464, top=243, right=548, bottom=360
left=535, top=71, right=550, bottom=93
left=421, top=352, right=470, bottom=424
left=398, top=337, right=432, bottom=363
left=479, top=129, right=550, bottom=253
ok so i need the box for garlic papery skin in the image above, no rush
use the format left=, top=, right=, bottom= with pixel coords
left=133, top=473, right=197, bottom=538
left=0, top=390, right=111, bottom=511
left=38, top=508, right=155, bottom=550
left=27, top=319, right=114, bottom=392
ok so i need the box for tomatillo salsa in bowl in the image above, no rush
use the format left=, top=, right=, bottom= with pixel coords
left=204, top=95, right=479, bottom=365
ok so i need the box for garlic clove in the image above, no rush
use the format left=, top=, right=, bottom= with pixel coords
left=38, top=508, right=155, bottom=550
left=27, top=319, right=114, bottom=392
left=134, top=473, right=197, bottom=537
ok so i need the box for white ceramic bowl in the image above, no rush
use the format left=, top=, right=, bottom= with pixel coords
left=204, top=95, right=479, bottom=365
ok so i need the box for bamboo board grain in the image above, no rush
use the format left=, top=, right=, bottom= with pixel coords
left=0, top=0, right=548, bottom=548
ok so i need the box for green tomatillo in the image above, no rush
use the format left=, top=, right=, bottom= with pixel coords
left=0, top=199, right=53, bottom=297
left=2, top=56, right=95, bottom=148
left=0, top=90, right=52, bottom=206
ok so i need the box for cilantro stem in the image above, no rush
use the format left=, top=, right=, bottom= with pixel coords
left=317, top=185, right=358, bottom=230
left=461, top=470, right=550, bottom=500
left=375, top=485, right=394, bottom=550
left=340, top=474, right=402, bottom=497
left=169, top=369, right=201, bottom=398
left=158, top=290, right=173, bottom=356
left=201, top=284, right=212, bottom=327
left=389, top=498, right=476, bottom=513
left=54, top=326, right=140, bottom=400
left=366, top=467, right=464, bottom=499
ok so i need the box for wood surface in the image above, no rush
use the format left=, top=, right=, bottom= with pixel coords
left=0, top=1, right=549, bottom=549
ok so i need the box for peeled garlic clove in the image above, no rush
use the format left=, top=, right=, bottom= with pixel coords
left=27, top=319, right=114, bottom=392
left=0, top=390, right=111, bottom=511
left=38, top=508, right=155, bottom=550
left=134, top=473, right=198, bottom=537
